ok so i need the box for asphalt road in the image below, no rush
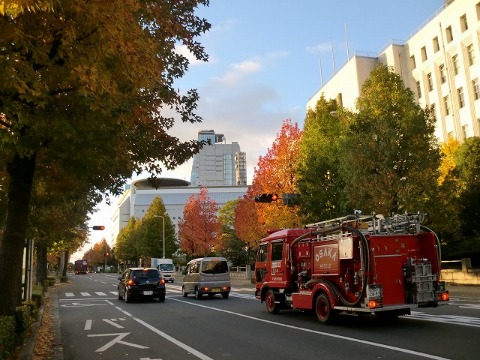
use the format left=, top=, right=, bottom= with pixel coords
left=45, top=273, right=480, bottom=360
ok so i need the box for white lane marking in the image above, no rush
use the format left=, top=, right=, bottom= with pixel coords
left=169, top=298, right=450, bottom=360
left=80, top=292, right=91, bottom=296
left=65, top=292, right=74, bottom=297
left=115, top=306, right=213, bottom=360
left=85, top=319, right=92, bottom=331
left=408, top=311, right=480, bottom=328
left=87, top=332, right=148, bottom=352
left=95, top=292, right=107, bottom=296
left=103, top=319, right=124, bottom=329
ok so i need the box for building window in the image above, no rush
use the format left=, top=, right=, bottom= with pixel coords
left=421, top=46, right=428, bottom=62
left=427, top=73, right=433, bottom=91
left=452, top=54, right=459, bottom=75
left=410, top=55, right=416, bottom=69
left=433, top=37, right=440, bottom=53
left=458, top=87, right=465, bottom=108
left=416, top=81, right=422, bottom=98
left=440, top=64, right=447, bottom=84
left=444, top=95, right=450, bottom=115
left=462, top=124, right=468, bottom=139
left=446, top=26, right=453, bottom=43
left=473, top=78, right=480, bottom=100
left=460, top=14, right=468, bottom=32
left=467, top=44, right=475, bottom=66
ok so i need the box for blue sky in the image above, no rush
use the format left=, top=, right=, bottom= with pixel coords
left=80, top=0, right=445, bottom=256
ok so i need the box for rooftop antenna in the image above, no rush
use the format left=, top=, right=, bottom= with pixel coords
left=345, top=23, right=350, bottom=60
left=319, top=52, right=324, bottom=87
left=331, top=38, right=336, bottom=73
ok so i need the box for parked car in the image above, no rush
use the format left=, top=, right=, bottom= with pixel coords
left=117, top=267, right=166, bottom=303
left=182, top=257, right=231, bottom=299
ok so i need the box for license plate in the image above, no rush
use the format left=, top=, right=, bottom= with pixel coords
left=211, top=288, right=220, bottom=292
left=143, top=291, right=153, bottom=295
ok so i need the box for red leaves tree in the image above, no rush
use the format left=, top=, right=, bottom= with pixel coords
left=178, top=188, right=221, bottom=259
left=251, top=119, right=303, bottom=231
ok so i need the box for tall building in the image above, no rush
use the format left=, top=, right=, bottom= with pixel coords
left=307, top=0, right=480, bottom=143
left=190, top=130, right=247, bottom=187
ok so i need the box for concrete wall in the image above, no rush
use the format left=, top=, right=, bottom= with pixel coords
left=441, top=258, right=480, bottom=285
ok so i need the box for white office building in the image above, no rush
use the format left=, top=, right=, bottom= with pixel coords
left=307, top=0, right=480, bottom=143
left=110, top=178, right=248, bottom=243
left=190, top=130, right=247, bottom=187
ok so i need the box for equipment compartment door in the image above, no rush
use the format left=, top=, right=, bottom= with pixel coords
left=373, top=256, right=405, bottom=305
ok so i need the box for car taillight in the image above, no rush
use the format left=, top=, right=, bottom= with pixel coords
left=159, top=278, right=165, bottom=285
left=127, top=279, right=136, bottom=286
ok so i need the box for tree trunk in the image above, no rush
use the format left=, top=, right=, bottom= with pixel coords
left=36, top=242, right=48, bottom=286
left=0, top=152, right=36, bottom=316
left=62, top=249, right=69, bottom=278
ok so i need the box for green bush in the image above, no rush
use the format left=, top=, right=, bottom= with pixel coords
left=60, top=275, right=68, bottom=283
left=14, top=305, right=33, bottom=334
left=0, top=316, right=16, bottom=360
left=46, top=276, right=56, bottom=287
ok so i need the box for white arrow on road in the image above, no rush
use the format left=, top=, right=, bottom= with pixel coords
left=87, top=332, right=149, bottom=352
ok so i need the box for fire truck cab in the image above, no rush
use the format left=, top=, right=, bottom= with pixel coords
left=254, top=213, right=449, bottom=324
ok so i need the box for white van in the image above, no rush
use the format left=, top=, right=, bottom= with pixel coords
left=181, top=257, right=231, bottom=299
left=151, top=258, right=175, bottom=283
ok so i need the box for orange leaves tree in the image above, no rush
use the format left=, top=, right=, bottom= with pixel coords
left=250, top=119, right=303, bottom=232
left=178, top=188, right=221, bottom=259
left=0, top=0, right=210, bottom=315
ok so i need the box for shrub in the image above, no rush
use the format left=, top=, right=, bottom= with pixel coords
left=14, top=305, right=33, bottom=334
left=0, top=316, right=16, bottom=360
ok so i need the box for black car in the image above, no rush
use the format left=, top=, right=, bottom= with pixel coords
left=118, top=267, right=166, bottom=303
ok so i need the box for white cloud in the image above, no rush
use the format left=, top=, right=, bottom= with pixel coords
left=216, top=59, right=262, bottom=86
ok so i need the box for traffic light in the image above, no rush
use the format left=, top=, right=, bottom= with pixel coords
left=254, top=193, right=279, bottom=203
left=92, top=225, right=105, bottom=230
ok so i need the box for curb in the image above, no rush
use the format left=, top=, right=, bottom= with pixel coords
left=18, top=291, right=47, bottom=360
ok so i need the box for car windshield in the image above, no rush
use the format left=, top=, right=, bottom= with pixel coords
left=159, top=264, right=174, bottom=272
left=201, top=260, right=228, bottom=274
left=132, top=269, right=160, bottom=280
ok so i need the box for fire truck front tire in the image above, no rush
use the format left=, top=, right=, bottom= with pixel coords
left=315, top=293, right=336, bottom=324
left=265, top=290, right=280, bottom=314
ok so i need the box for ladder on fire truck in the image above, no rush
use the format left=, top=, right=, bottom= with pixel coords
left=304, top=211, right=428, bottom=236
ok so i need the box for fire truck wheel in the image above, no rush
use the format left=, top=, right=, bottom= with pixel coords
left=315, top=293, right=335, bottom=324
left=265, top=290, right=280, bottom=314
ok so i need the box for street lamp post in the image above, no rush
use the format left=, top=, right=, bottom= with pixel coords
left=153, top=215, right=165, bottom=258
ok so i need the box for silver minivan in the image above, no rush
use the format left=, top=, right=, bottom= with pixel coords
left=182, top=257, right=231, bottom=299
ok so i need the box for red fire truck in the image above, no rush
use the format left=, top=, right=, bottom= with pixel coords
left=254, top=212, right=449, bottom=324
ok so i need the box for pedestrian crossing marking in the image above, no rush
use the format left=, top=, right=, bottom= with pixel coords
left=80, top=292, right=91, bottom=296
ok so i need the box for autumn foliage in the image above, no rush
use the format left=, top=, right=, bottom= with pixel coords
left=178, top=188, right=221, bottom=258
left=234, top=119, right=303, bottom=248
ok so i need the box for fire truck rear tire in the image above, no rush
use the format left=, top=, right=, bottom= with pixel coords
left=265, top=290, right=280, bottom=314
left=315, top=293, right=336, bottom=324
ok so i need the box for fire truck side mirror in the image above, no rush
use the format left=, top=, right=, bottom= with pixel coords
left=254, top=193, right=279, bottom=203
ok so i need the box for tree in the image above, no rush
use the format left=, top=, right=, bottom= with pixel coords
left=0, top=0, right=54, bottom=18
left=0, top=0, right=210, bottom=315
left=297, top=96, right=351, bottom=223
left=452, top=137, right=480, bottom=261
left=251, top=119, right=302, bottom=230
left=115, top=217, right=140, bottom=266
left=234, top=189, right=264, bottom=249
left=178, top=188, right=221, bottom=258
left=218, top=200, right=247, bottom=266
left=139, top=196, right=177, bottom=259
left=341, top=64, right=440, bottom=216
